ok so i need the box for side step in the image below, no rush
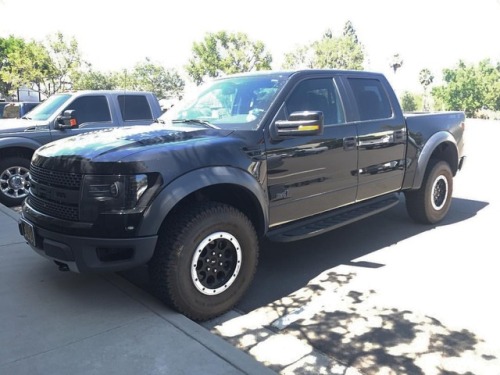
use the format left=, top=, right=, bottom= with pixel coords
left=267, top=194, right=401, bottom=242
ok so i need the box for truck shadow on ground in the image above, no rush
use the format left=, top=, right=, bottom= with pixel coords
left=202, top=197, right=495, bottom=373
left=116, top=196, right=495, bottom=373
left=237, top=196, right=488, bottom=312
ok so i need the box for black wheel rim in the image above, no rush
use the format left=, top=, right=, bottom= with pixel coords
left=431, top=175, right=448, bottom=210
left=191, top=232, right=242, bottom=295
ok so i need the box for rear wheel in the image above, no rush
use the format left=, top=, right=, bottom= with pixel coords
left=405, top=160, right=453, bottom=224
left=0, top=156, right=31, bottom=207
left=149, top=202, right=258, bottom=321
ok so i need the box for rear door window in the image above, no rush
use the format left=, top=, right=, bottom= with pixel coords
left=118, top=95, right=153, bottom=121
left=347, top=78, right=393, bottom=121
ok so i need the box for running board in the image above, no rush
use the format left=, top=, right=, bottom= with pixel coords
left=267, top=194, right=400, bottom=242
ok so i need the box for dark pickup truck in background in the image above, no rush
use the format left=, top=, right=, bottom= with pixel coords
left=0, top=90, right=162, bottom=206
left=19, top=70, right=465, bottom=321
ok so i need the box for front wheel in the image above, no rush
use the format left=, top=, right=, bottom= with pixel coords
left=0, top=156, right=31, bottom=207
left=405, top=160, right=453, bottom=224
left=149, top=202, right=258, bottom=321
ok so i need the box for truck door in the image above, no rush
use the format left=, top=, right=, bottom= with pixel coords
left=265, top=77, right=358, bottom=227
left=343, top=76, right=406, bottom=201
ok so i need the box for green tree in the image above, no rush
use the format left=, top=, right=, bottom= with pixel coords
left=281, top=45, right=314, bottom=70
left=186, top=31, right=272, bottom=85
left=343, top=20, right=359, bottom=44
left=0, top=37, right=52, bottom=100
left=131, top=58, right=185, bottom=99
left=0, top=36, right=23, bottom=97
left=282, top=21, right=364, bottom=70
left=478, top=59, right=500, bottom=111
left=112, top=59, right=185, bottom=99
left=432, top=59, right=500, bottom=117
left=419, top=68, right=434, bottom=111
left=72, top=63, right=117, bottom=90
left=44, top=32, right=83, bottom=95
left=401, top=91, right=417, bottom=112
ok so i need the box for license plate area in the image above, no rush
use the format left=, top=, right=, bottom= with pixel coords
left=20, top=218, right=36, bottom=247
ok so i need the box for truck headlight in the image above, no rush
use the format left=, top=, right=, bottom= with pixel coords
left=80, top=174, right=150, bottom=220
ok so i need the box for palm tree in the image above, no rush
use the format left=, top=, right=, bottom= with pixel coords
left=419, top=68, right=434, bottom=111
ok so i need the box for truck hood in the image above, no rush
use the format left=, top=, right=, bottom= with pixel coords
left=0, top=118, right=44, bottom=133
left=35, top=124, right=233, bottom=161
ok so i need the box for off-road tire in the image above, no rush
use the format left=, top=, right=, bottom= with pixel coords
left=148, top=202, right=258, bottom=321
left=0, top=156, right=31, bottom=207
left=405, top=160, right=453, bottom=224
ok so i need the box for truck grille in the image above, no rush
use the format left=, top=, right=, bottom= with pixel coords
left=30, top=164, right=82, bottom=189
left=27, top=195, right=79, bottom=221
left=28, top=164, right=81, bottom=221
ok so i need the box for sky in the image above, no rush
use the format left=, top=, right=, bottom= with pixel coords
left=1, top=0, right=500, bottom=94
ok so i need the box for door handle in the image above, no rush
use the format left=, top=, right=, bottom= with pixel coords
left=393, top=130, right=405, bottom=142
left=343, top=136, right=357, bottom=150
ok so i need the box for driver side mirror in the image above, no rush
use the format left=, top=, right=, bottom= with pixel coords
left=274, top=111, right=324, bottom=137
left=55, top=110, right=79, bottom=129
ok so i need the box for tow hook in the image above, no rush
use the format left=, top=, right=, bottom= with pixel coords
left=54, top=261, right=69, bottom=272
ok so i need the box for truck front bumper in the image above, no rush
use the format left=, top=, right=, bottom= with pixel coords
left=19, top=216, right=158, bottom=273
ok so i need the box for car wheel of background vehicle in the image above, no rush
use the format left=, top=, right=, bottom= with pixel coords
left=405, top=160, right=453, bottom=224
left=148, top=202, right=259, bottom=321
left=0, top=156, right=31, bottom=207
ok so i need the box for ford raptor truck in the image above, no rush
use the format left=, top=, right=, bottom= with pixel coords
left=18, top=70, right=466, bottom=321
left=0, top=90, right=162, bottom=206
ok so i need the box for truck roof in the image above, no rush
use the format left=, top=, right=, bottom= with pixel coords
left=56, top=90, right=158, bottom=97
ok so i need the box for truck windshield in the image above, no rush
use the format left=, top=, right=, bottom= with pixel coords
left=24, top=94, right=72, bottom=121
left=160, top=74, right=288, bottom=130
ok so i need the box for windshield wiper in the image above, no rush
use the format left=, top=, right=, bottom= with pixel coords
left=154, top=118, right=166, bottom=124
left=172, top=119, right=219, bottom=129
left=21, top=116, right=32, bottom=120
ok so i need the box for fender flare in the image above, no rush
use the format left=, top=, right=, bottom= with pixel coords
left=412, top=131, right=458, bottom=189
left=138, top=166, right=269, bottom=236
left=0, top=137, right=43, bottom=155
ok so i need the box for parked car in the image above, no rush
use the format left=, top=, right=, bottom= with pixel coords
left=0, top=102, right=40, bottom=119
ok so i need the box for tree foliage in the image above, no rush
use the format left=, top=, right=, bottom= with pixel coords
left=186, top=31, right=272, bottom=85
left=401, top=91, right=417, bottom=112
left=110, top=58, right=185, bottom=99
left=432, top=59, right=500, bottom=117
left=343, top=20, right=359, bottom=44
left=1, top=33, right=186, bottom=100
left=0, top=32, right=83, bottom=98
left=43, top=32, right=83, bottom=94
left=130, top=58, right=185, bottom=99
left=72, top=62, right=117, bottom=90
left=282, top=21, right=364, bottom=70
left=0, top=36, right=51, bottom=98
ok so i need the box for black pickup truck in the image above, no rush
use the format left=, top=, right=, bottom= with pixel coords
left=19, top=70, right=465, bottom=321
left=0, top=90, right=162, bottom=206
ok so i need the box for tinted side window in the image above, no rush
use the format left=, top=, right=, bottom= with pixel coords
left=66, top=96, right=111, bottom=124
left=118, top=95, right=153, bottom=121
left=285, top=78, right=345, bottom=125
left=348, top=78, right=393, bottom=121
